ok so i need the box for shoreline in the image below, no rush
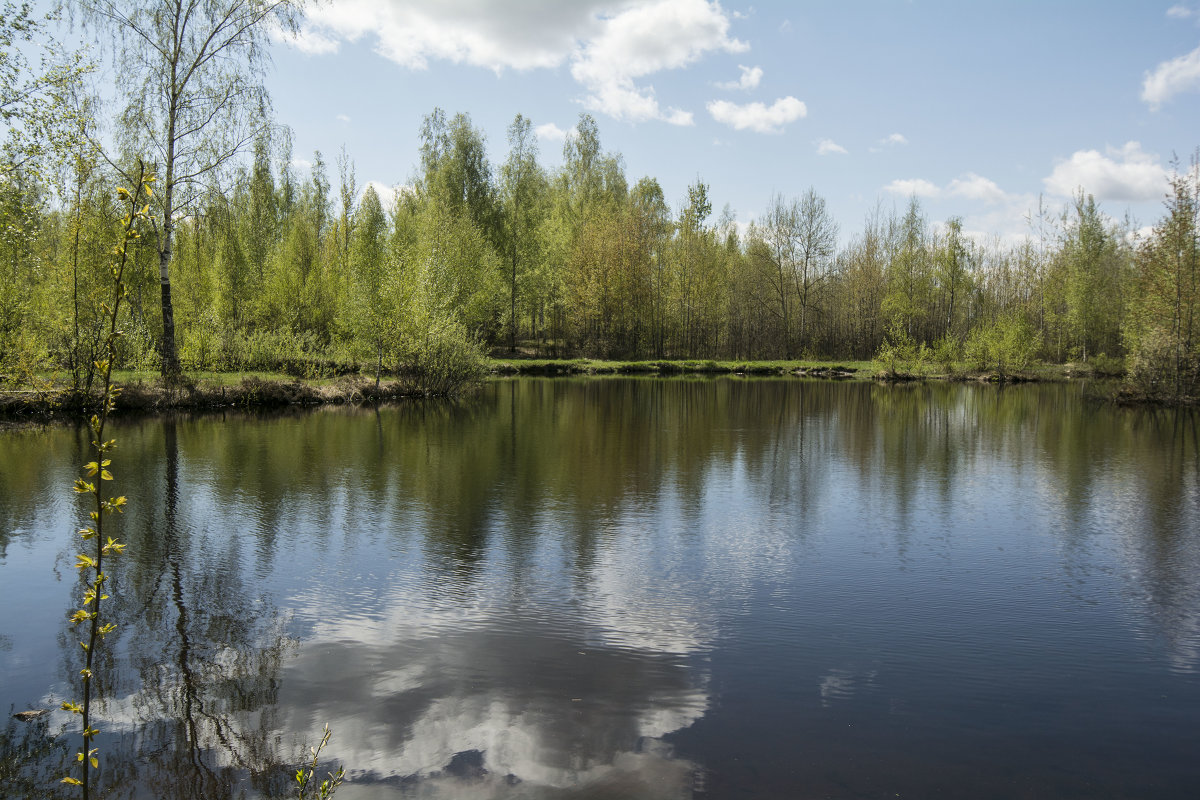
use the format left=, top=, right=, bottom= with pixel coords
left=0, top=375, right=420, bottom=423
left=7, top=359, right=1190, bottom=422
left=1, top=360, right=1165, bottom=423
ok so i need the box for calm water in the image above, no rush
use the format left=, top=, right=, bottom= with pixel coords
left=2, top=378, right=1199, bottom=799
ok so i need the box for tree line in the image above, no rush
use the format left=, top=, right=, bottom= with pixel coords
left=1, top=2, right=1197, bottom=400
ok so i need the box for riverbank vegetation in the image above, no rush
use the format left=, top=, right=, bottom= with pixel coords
left=1, top=6, right=1197, bottom=404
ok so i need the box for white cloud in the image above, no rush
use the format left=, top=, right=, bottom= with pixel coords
left=1044, top=142, right=1170, bottom=202
left=870, top=133, right=907, bottom=152
left=879, top=174, right=1045, bottom=245
left=1142, top=44, right=1200, bottom=109
left=947, top=173, right=1008, bottom=204
left=707, top=96, right=806, bottom=133
left=884, top=172, right=1015, bottom=204
left=1167, top=5, right=1194, bottom=19
left=883, top=178, right=940, bottom=198
left=294, top=0, right=606, bottom=70
left=284, top=25, right=340, bottom=55
left=571, top=0, right=746, bottom=124
left=336, top=113, right=351, bottom=123
left=1128, top=224, right=1157, bottom=244
left=535, top=122, right=570, bottom=143
left=816, top=138, right=847, bottom=156
left=716, top=64, right=762, bottom=90
left=294, top=1, right=745, bottom=126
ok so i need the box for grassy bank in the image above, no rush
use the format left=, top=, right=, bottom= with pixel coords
left=485, top=356, right=1083, bottom=383
left=1, top=359, right=1091, bottom=422
left=0, top=374, right=419, bottom=421
left=487, top=357, right=873, bottom=377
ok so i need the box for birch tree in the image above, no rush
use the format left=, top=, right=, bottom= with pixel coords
left=74, top=0, right=307, bottom=377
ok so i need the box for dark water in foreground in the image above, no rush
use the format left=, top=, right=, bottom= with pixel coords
left=1, top=377, right=1199, bottom=799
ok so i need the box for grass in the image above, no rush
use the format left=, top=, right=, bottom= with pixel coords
left=487, top=357, right=876, bottom=377
left=2, top=358, right=1085, bottom=421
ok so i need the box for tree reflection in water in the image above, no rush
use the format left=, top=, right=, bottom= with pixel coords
left=0, top=379, right=1198, bottom=799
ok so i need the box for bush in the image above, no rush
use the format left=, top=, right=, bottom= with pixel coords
left=965, top=314, right=1041, bottom=378
left=1127, top=326, right=1200, bottom=400
left=404, top=315, right=487, bottom=396
left=873, top=321, right=929, bottom=378
left=1088, top=352, right=1125, bottom=377
left=932, top=332, right=963, bottom=374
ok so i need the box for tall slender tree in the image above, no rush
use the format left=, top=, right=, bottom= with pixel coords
left=74, top=0, right=307, bottom=378
left=499, top=113, right=544, bottom=352
left=793, top=187, right=838, bottom=355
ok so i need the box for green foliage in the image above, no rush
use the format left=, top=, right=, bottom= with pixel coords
left=60, top=164, right=152, bottom=797
left=294, top=724, right=344, bottom=800
left=882, top=197, right=932, bottom=342
left=874, top=320, right=929, bottom=377
left=1126, top=327, right=1195, bottom=398
left=965, top=314, right=1042, bottom=377
left=1, top=2, right=91, bottom=175
left=403, top=312, right=488, bottom=396
left=0, top=91, right=1176, bottom=391
left=1057, top=192, right=1128, bottom=361
left=931, top=332, right=963, bottom=373
left=1122, top=156, right=1200, bottom=401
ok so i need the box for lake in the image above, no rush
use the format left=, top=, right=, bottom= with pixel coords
left=2, top=377, right=1199, bottom=799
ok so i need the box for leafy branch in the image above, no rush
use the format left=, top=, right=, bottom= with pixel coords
left=59, top=161, right=153, bottom=798
left=295, top=723, right=344, bottom=800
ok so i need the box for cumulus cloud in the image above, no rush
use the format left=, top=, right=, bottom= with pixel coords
left=292, top=0, right=604, bottom=70
left=883, top=178, right=940, bottom=198
left=1044, top=142, right=1170, bottom=202
left=816, top=138, right=847, bottom=156
left=707, top=96, right=806, bottom=133
left=535, top=122, right=571, bottom=143
left=870, top=133, right=908, bottom=153
left=946, top=173, right=1008, bottom=204
left=571, top=0, right=745, bottom=124
left=1142, top=44, right=1200, bottom=109
left=286, top=25, right=340, bottom=55
left=292, top=0, right=745, bottom=126
left=883, top=173, right=1014, bottom=205
left=878, top=174, right=1048, bottom=246
left=716, top=64, right=763, bottom=90
left=1167, top=4, right=1194, bottom=19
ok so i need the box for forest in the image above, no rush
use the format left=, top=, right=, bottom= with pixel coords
left=2, top=1, right=1198, bottom=401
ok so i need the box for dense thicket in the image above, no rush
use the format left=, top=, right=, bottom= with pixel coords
left=2, top=10, right=1198, bottom=398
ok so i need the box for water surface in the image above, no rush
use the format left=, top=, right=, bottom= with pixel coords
left=1, top=378, right=1198, bottom=798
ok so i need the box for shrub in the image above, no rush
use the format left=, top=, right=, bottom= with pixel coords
left=1127, top=326, right=1200, bottom=400
left=965, top=314, right=1041, bottom=378
left=873, top=321, right=929, bottom=378
left=404, top=314, right=487, bottom=396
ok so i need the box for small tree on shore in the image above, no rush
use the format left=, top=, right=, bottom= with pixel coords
left=1125, top=156, right=1200, bottom=400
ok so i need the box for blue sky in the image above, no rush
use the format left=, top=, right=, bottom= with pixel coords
left=60, top=1, right=1200, bottom=243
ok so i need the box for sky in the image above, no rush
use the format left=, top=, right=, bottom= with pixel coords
left=51, top=1, right=1200, bottom=244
